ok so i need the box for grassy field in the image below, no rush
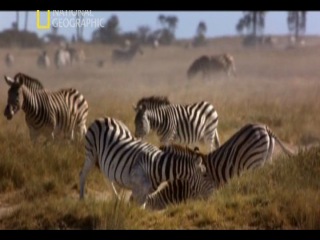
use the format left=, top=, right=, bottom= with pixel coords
left=0, top=36, right=319, bottom=229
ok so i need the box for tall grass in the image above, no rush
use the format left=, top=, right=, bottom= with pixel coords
left=0, top=38, right=319, bottom=229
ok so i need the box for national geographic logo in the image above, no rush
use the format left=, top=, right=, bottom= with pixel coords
left=36, top=10, right=51, bottom=29
left=36, top=10, right=105, bottom=30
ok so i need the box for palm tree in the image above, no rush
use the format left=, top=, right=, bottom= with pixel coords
left=288, top=11, right=307, bottom=42
left=24, top=11, right=28, bottom=31
left=158, top=14, right=166, bottom=29
left=197, top=21, right=207, bottom=36
left=16, top=11, right=19, bottom=30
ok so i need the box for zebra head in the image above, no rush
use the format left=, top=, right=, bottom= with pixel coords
left=134, top=105, right=150, bottom=139
left=4, top=75, right=23, bottom=120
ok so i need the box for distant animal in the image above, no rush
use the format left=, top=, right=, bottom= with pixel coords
left=54, top=48, right=71, bottom=69
left=4, top=73, right=88, bottom=142
left=111, top=43, right=143, bottom=63
left=5, top=53, right=14, bottom=67
left=66, top=45, right=86, bottom=65
left=187, top=53, right=236, bottom=80
left=133, top=96, right=220, bottom=151
left=37, top=51, right=50, bottom=68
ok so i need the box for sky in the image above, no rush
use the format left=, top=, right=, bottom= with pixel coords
left=0, top=11, right=319, bottom=41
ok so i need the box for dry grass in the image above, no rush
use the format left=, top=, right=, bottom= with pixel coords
left=0, top=36, right=320, bottom=229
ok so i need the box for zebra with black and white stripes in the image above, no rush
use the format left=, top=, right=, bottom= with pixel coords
left=111, top=43, right=143, bottom=64
left=204, top=123, right=294, bottom=187
left=3, top=73, right=88, bottom=142
left=187, top=53, right=236, bottom=80
left=133, top=96, right=220, bottom=151
left=79, top=117, right=207, bottom=205
left=142, top=145, right=215, bottom=210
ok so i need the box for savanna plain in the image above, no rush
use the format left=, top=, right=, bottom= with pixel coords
left=0, top=37, right=319, bottom=229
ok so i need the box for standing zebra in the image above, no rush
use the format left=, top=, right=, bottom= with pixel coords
left=37, top=50, right=51, bottom=69
left=5, top=53, right=14, bottom=67
left=187, top=53, right=236, bottom=80
left=143, top=145, right=215, bottom=210
left=203, top=123, right=294, bottom=187
left=111, top=43, right=143, bottom=64
left=54, top=48, right=71, bottom=69
left=3, top=73, right=88, bottom=142
left=79, top=117, right=206, bottom=205
left=133, top=96, right=220, bottom=151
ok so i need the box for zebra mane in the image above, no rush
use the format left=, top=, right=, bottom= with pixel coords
left=160, top=144, right=204, bottom=159
left=14, top=72, right=44, bottom=89
left=136, top=96, right=170, bottom=109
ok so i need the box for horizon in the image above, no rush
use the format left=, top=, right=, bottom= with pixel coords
left=0, top=11, right=319, bottom=41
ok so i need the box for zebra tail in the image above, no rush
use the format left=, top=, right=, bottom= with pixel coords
left=266, top=126, right=294, bottom=157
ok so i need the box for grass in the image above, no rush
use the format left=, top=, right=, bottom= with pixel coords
left=0, top=36, right=319, bottom=229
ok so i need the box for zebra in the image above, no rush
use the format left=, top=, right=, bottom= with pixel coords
left=37, top=50, right=51, bottom=69
left=66, top=44, right=86, bottom=65
left=5, top=53, right=14, bottom=67
left=133, top=96, right=220, bottom=151
left=142, top=144, right=215, bottom=210
left=79, top=117, right=206, bottom=205
left=54, top=48, right=71, bottom=69
left=111, top=43, right=143, bottom=64
left=203, top=123, right=294, bottom=187
left=3, top=73, right=88, bottom=142
left=187, top=53, right=236, bottom=80
left=143, top=176, right=214, bottom=210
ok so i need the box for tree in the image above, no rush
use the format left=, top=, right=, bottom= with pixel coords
left=24, top=11, right=28, bottom=31
left=236, top=11, right=266, bottom=46
left=193, top=21, right=207, bottom=47
left=76, top=12, right=84, bottom=42
left=287, top=11, right=307, bottom=42
left=91, top=15, right=121, bottom=44
left=137, top=25, right=151, bottom=44
left=156, top=15, right=179, bottom=45
left=15, top=11, right=19, bottom=30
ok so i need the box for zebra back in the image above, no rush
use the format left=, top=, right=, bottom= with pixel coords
left=187, top=55, right=211, bottom=79
left=135, top=95, right=170, bottom=111
left=205, top=123, right=293, bottom=186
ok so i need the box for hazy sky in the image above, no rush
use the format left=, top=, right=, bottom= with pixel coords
left=0, top=11, right=319, bottom=40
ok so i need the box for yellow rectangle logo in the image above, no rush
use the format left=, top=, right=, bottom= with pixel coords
left=36, top=10, right=51, bottom=29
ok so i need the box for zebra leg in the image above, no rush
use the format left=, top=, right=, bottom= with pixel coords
left=213, top=129, right=220, bottom=150
left=265, top=136, right=275, bottom=164
left=28, top=127, right=40, bottom=144
left=111, top=182, right=122, bottom=200
left=79, top=156, right=96, bottom=199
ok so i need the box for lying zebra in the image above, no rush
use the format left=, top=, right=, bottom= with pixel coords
left=142, top=124, right=294, bottom=210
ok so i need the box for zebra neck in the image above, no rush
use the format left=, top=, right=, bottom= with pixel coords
left=147, top=108, right=165, bottom=131
left=22, top=87, right=46, bottom=117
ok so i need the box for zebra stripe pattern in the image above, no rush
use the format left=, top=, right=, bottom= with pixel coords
left=134, top=96, right=220, bottom=150
left=111, top=43, right=143, bottom=63
left=144, top=176, right=214, bottom=210
left=3, top=73, right=88, bottom=142
left=187, top=53, right=236, bottom=80
left=204, top=123, right=293, bottom=187
left=142, top=145, right=215, bottom=210
left=79, top=117, right=206, bottom=205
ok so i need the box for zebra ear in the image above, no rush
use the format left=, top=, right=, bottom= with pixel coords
left=132, top=104, right=138, bottom=112
left=4, top=75, right=14, bottom=86
left=194, top=146, right=200, bottom=152
left=195, top=156, right=206, bottom=172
